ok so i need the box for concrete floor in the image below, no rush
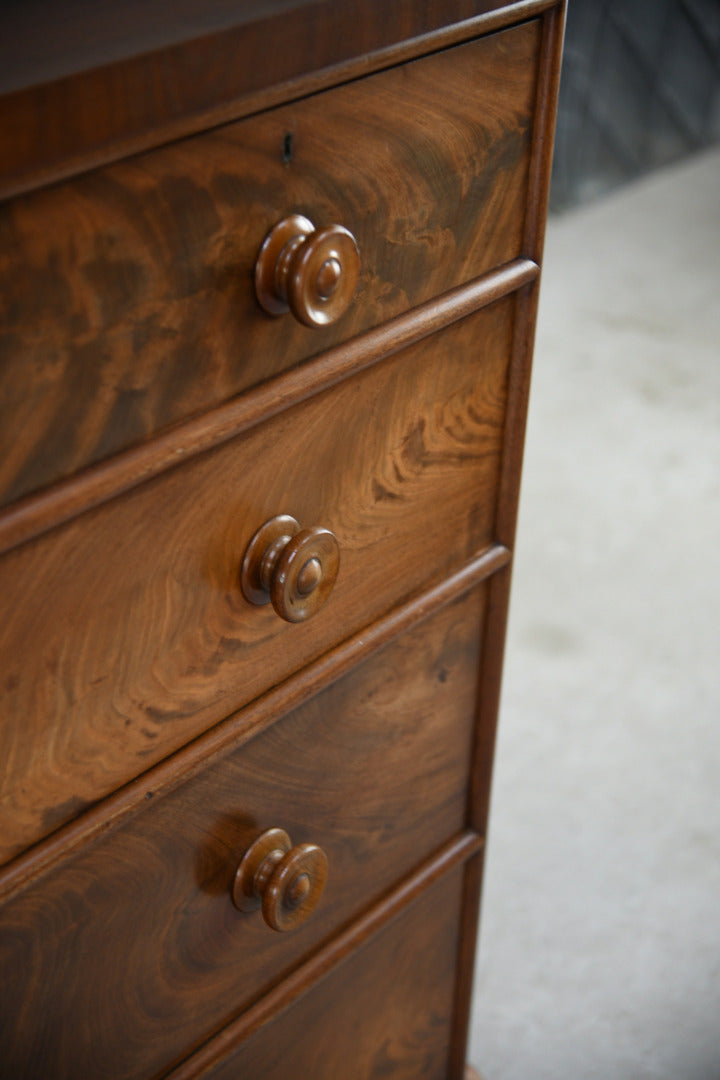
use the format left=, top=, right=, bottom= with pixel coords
left=469, top=148, right=720, bottom=1079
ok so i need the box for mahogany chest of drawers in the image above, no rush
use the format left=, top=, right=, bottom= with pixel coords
left=0, top=3, right=564, bottom=1076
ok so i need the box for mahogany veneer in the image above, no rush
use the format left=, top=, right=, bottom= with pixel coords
left=0, top=594, right=485, bottom=1078
left=0, top=2, right=564, bottom=1077
left=0, top=25, right=540, bottom=509
left=1, top=300, right=520, bottom=862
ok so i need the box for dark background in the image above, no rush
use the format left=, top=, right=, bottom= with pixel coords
left=551, top=0, right=720, bottom=209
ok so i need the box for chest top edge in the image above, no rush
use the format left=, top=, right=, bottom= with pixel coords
left=0, top=0, right=560, bottom=201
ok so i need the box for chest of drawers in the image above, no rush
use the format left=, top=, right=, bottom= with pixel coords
left=0, top=3, right=564, bottom=1076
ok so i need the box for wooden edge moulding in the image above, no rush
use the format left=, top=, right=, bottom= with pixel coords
left=0, top=2, right=567, bottom=1076
left=0, top=258, right=538, bottom=559
left=164, top=832, right=484, bottom=1080
left=0, top=0, right=559, bottom=201
left=0, top=544, right=511, bottom=901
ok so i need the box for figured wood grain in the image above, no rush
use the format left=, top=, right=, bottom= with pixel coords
left=0, top=1, right=557, bottom=201
left=0, top=300, right=515, bottom=863
left=0, top=593, right=485, bottom=1080
left=0, top=544, right=508, bottom=902
left=166, top=835, right=482, bottom=1080
left=169, top=864, right=468, bottom=1080
left=0, top=22, right=540, bottom=509
left=0, top=4, right=566, bottom=1079
left=0, top=259, right=537, bottom=559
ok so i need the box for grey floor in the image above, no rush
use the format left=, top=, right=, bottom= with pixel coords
left=469, top=147, right=720, bottom=1079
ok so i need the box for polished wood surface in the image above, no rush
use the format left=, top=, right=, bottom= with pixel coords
left=448, top=10, right=569, bottom=1071
left=167, top=834, right=482, bottom=1080
left=176, top=867, right=466, bottom=1080
left=232, top=827, right=329, bottom=933
left=0, top=23, right=539, bottom=508
left=0, top=0, right=556, bottom=200
left=240, top=515, right=340, bottom=624
left=0, top=3, right=566, bottom=1075
left=0, top=259, right=537, bottom=559
left=0, top=545, right=509, bottom=902
left=0, top=302, right=513, bottom=863
left=255, top=214, right=360, bottom=328
left=0, top=592, right=484, bottom=1079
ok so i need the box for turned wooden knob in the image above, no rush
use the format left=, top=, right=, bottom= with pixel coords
left=240, top=514, right=340, bottom=623
left=232, top=827, right=328, bottom=932
left=255, top=213, right=360, bottom=327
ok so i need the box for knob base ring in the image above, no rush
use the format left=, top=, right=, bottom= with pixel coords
left=232, top=827, right=292, bottom=913
left=255, top=214, right=314, bottom=316
left=240, top=515, right=300, bottom=606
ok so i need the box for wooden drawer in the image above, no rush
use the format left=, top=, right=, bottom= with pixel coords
left=169, top=864, right=468, bottom=1080
left=0, top=298, right=514, bottom=862
left=0, top=20, right=540, bottom=508
left=0, top=591, right=483, bottom=1080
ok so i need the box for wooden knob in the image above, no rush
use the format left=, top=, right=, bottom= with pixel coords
left=232, top=827, right=328, bottom=932
left=255, top=214, right=360, bottom=327
left=240, top=514, right=340, bottom=623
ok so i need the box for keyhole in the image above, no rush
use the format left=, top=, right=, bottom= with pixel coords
left=282, top=132, right=294, bottom=164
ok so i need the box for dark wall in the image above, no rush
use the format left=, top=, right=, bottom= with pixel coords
left=550, top=0, right=720, bottom=209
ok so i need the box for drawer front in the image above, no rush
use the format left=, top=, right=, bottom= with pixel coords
left=0, top=20, right=540, bottom=507
left=178, top=866, right=467, bottom=1080
left=0, top=592, right=483, bottom=1080
left=0, top=299, right=513, bottom=861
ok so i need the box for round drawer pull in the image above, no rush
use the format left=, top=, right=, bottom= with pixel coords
left=255, top=214, right=360, bottom=328
left=232, top=827, right=328, bottom=932
left=240, top=514, right=340, bottom=624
